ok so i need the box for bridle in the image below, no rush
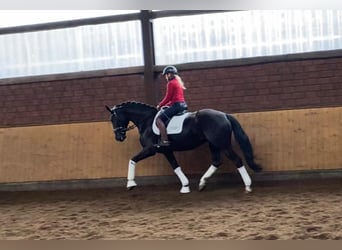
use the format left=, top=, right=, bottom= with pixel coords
left=110, top=109, right=136, bottom=135
left=113, top=124, right=136, bottom=133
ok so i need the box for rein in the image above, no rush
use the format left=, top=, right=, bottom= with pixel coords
left=114, top=124, right=137, bottom=133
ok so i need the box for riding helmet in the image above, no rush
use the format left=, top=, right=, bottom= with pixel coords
left=162, top=65, right=178, bottom=76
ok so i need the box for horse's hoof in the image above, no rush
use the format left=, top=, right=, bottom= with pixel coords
left=245, top=186, right=252, bottom=193
left=127, top=180, right=137, bottom=190
left=180, top=186, right=190, bottom=193
left=198, top=183, right=206, bottom=192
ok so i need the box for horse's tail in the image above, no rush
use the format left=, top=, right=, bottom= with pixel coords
left=226, top=114, right=262, bottom=172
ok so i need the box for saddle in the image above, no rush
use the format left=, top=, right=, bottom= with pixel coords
left=152, top=110, right=192, bottom=135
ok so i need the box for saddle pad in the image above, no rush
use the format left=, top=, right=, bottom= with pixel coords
left=152, top=111, right=192, bottom=135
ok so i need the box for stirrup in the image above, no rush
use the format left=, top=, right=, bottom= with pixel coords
left=158, top=140, right=171, bottom=146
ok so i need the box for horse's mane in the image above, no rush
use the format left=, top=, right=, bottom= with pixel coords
left=115, top=101, right=157, bottom=113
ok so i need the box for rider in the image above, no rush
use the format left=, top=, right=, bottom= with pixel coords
left=156, top=65, right=188, bottom=146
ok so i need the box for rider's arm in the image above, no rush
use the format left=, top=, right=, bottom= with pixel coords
left=158, top=82, right=175, bottom=107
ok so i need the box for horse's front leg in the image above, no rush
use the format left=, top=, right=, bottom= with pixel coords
left=163, top=151, right=190, bottom=194
left=126, top=146, right=157, bottom=190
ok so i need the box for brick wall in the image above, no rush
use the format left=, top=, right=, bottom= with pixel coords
left=178, top=58, right=342, bottom=113
left=1, top=55, right=342, bottom=127
left=0, top=74, right=145, bottom=127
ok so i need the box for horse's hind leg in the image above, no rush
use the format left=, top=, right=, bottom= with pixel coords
left=199, top=144, right=221, bottom=191
left=163, top=151, right=190, bottom=193
left=224, top=148, right=252, bottom=193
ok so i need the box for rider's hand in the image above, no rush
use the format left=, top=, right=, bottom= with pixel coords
left=156, top=105, right=160, bottom=110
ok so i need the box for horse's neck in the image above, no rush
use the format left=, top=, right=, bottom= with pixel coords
left=125, top=108, right=156, bottom=130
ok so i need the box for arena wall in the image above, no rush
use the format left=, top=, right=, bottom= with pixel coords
left=0, top=51, right=341, bottom=184
left=0, top=106, right=341, bottom=184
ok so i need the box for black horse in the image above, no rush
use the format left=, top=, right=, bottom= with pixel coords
left=106, top=101, right=262, bottom=193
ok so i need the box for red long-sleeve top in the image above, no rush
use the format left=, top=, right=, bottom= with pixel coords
left=158, top=78, right=185, bottom=107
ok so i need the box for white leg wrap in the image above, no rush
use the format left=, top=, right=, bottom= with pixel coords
left=199, top=165, right=218, bottom=190
left=174, top=167, right=190, bottom=193
left=238, top=166, right=252, bottom=192
left=200, top=165, right=218, bottom=183
left=127, top=160, right=137, bottom=189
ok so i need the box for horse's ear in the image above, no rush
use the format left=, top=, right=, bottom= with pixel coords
left=105, top=105, right=113, bottom=113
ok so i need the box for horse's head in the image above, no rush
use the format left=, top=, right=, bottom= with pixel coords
left=106, top=102, right=156, bottom=142
left=105, top=105, right=129, bottom=142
